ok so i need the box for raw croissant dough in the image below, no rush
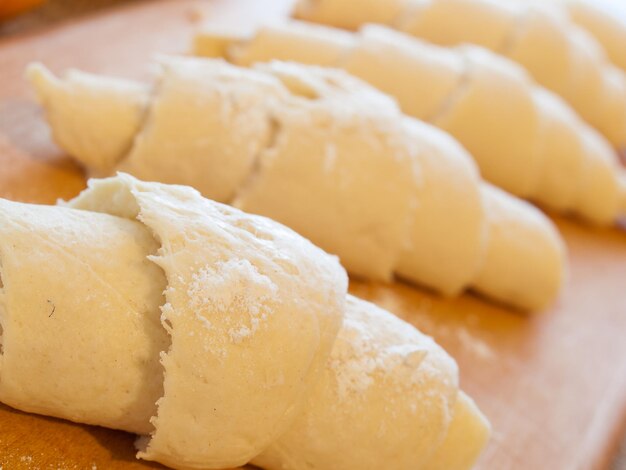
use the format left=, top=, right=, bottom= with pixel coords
left=552, top=0, right=626, bottom=74
left=28, top=58, right=565, bottom=311
left=293, top=0, right=626, bottom=151
left=194, top=21, right=626, bottom=225
left=253, top=295, right=490, bottom=470
left=0, top=173, right=489, bottom=470
left=0, top=173, right=346, bottom=468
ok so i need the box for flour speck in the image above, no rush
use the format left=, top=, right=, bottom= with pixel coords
left=187, top=259, right=279, bottom=343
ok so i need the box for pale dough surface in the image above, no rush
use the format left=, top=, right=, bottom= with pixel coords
left=252, top=295, right=464, bottom=470
left=0, top=198, right=167, bottom=434
left=0, top=175, right=489, bottom=470
left=562, top=0, right=626, bottom=73
left=29, top=57, right=567, bottom=311
left=195, top=21, right=626, bottom=224
left=294, top=0, right=626, bottom=149
left=67, top=174, right=348, bottom=468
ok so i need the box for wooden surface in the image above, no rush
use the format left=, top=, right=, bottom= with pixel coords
left=1, top=1, right=626, bottom=469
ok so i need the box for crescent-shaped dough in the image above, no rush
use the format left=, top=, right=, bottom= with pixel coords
left=252, top=295, right=462, bottom=470
left=0, top=174, right=489, bottom=469
left=1, top=173, right=347, bottom=468
left=558, top=0, right=626, bottom=73
left=28, top=58, right=566, bottom=311
left=294, top=0, right=626, bottom=151
left=193, top=21, right=626, bottom=225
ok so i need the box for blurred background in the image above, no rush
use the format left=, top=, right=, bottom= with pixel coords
left=0, top=0, right=140, bottom=35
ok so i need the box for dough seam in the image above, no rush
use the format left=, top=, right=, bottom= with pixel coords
left=497, top=6, right=532, bottom=56
left=110, top=83, right=155, bottom=173
left=126, top=186, right=174, bottom=442
left=137, top=230, right=172, bottom=441
left=101, top=69, right=173, bottom=177
left=427, top=53, right=474, bottom=124
left=392, top=0, right=428, bottom=32
left=109, top=74, right=162, bottom=173
left=69, top=180, right=172, bottom=437
left=231, top=115, right=283, bottom=207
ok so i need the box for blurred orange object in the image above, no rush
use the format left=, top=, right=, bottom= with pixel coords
left=0, top=0, right=45, bottom=20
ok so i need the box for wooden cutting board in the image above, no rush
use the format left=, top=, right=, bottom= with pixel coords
left=1, top=1, right=626, bottom=469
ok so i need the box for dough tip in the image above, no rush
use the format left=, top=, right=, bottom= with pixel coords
left=25, top=62, right=58, bottom=100
left=192, top=26, right=251, bottom=58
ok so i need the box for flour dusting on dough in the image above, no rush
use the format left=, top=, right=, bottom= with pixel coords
left=187, top=259, right=278, bottom=343
left=329, top=315, right=429, bottom=400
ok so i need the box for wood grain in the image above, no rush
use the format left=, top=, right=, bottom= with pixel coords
left=1, top=1, right=626, bottom=469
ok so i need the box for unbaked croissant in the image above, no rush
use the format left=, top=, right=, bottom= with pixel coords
left=28, top=58, right=565, bottom=311
left=0, top=173, right=489, bottom=470
left=194, top=20, right=626, bottom=226
left=554, top=0, right=626, bottom=74
left=293, top=0, right=626, bottom=152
